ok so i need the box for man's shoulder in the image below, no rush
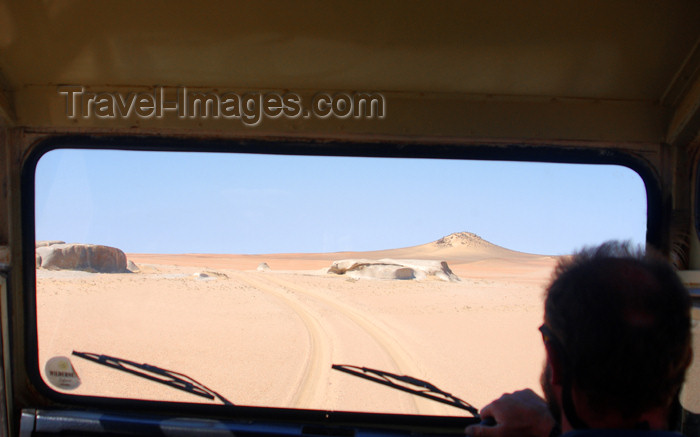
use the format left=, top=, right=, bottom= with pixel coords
left=563, top=430, right=682, bottom=437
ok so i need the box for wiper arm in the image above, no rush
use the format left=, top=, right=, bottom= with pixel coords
left=72, top=351, right=233, bottom=406
left=332, top=364, right=479, bottom=416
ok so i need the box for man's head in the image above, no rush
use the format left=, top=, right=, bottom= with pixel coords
left=541, top=241, right=692, bottom=428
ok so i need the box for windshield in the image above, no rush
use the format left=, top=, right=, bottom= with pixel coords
left=34, top=149, right=647, bottom=415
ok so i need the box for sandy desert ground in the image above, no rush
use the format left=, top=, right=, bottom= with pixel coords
left=36, top=233, right=559, bottom=417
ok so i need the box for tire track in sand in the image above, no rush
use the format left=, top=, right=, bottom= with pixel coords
left=253, top=273, right=441, bottom=415
left=229, top=271, right=332, bottom=409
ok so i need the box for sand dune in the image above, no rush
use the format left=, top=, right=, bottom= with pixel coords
left=36, top=232, right=557, bottom=416
left=126, top=232, right=555, bottom=278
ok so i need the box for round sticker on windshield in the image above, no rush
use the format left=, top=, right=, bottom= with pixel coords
left=45, top=356, right=81, bottom=390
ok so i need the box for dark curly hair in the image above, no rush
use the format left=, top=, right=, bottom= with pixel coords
left=544, top=241, right=693, bottom=419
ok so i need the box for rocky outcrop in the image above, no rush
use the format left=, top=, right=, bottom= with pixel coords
left=328, top=259, right=459, bottom=282
left=126, top=260, right=140, bottom=273
left=35, top=243, right=128, bottom=273
left=434, top=232, right=492, bottom=249
left=36, top=240, right=66, bottom=248
left=257, top=262, right=271, bottom=272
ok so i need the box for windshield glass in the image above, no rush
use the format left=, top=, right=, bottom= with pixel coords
left=34, top=149, right=647, bottom=415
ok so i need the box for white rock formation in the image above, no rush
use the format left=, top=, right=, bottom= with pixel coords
left=328, top=259, right=459, bottom=282
left=36, top=240, right=66, bottom=248
left=126, top=260, right=140, bottom=273
left=35, top=243, right=127, bottom=273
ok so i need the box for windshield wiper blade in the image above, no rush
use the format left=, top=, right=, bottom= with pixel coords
left=72, top=351, right=233, bottom=406
left=332, top=364, right=479, bottom=416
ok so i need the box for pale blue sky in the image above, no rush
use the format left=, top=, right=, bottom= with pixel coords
left=34, top=149, right=647, bottom=256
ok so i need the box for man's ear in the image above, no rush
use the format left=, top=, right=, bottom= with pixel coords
left=544, top=341, right=565, bottom=385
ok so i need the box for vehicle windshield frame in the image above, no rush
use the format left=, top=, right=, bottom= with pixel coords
left=20, top=134, right=663, bottom=424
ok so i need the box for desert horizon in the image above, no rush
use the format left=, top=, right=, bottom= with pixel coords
left=36, top=232, right=558, bottom=416
left=125, top=231, right=556, bottom=277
